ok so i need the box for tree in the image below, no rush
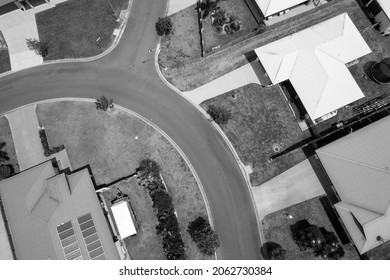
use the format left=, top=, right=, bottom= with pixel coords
left=0, top=164, right=13, bottom=180
left=26, top=38, right=49, bottom=57
left=95, top=95, right=114, bottom=111
left=261, top=242, right=286, bottom=260
left=188, top=216, right=220, bottom=255
left=207, top=104, right=231, bottom=124
left=155, top=17, right=173, bottom=36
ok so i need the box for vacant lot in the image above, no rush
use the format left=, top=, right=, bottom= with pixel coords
left=201, top=84, right=309, bottom=186
left=36, top=0, right=128, bottom=60
left=36, top=101, right=212, bottom=260
left=262, top=197, right=360, bottom=260
left=0, top=31, right=10, bottom=74
left=0, top=116, right=19, bottom=177
left=202, top=0, right=257, bottom=54
left=160, top=0, right=364, bottom=91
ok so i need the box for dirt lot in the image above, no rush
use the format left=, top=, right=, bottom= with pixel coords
left=36, top=101, right=212, bottom=260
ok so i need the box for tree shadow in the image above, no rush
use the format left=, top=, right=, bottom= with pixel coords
left=363, top=61, right=378, bottom=83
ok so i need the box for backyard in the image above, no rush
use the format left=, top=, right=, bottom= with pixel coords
left=201, top=84, right=309, bottom=186
left=35, top=0, right=128, bottom=60
left=0, top=116, right=19, bottom=179
left=262, top=196, right=360, bottom=260
left=36, top=101, right=213, bottom=260
left=159, top=0, right=368, bottom=91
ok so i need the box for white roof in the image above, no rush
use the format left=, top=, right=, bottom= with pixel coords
left=111, top=200, right=137, bottom=238
left=317, top=116, right=390, bottom=253
left=255, top=13, right=371, bottom=120
left=255, top=0, right=307, bottom=17
left=377, top=0, right=390, bottom=17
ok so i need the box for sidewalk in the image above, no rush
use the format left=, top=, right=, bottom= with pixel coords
left=251, top=159, right=325, bottom=221
left=0, top=0, right=67, bottom=71
left=182, top=62, right=262, bottom=104
left=167, top=0, right=196, bottom=15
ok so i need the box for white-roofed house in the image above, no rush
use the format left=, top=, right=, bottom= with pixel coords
left=254, top=0, right=309, bottom=18
left=254, top=13, right=371, bottom=123
left=317, top=115, right=390, bottom=254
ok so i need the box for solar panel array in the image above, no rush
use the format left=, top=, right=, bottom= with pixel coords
left=57, top=221, right=84, bottom=260
left=77, top=213, right=106, bottom=260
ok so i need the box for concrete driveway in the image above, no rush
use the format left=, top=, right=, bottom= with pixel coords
left=167, top=0, right=196, bottom=15
left=0, top=0, right=67, bottom=71
left=183, top=62, right=262, bottom=104
left=252, top=159, right=325, bottom=221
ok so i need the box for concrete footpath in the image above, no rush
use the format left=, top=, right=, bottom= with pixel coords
left=183, top=62, right=262, bottom=104
left=252, top=159, right=325, bottom=221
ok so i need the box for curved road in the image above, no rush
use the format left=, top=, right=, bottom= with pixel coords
left=0, top=0, right=260, bottom=259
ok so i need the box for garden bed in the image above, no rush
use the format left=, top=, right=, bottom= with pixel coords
left=0, top=116, right=19, bottom=179
left=35, top=0, right=128, bottom=60
left=36, top=101, right=213, bottom=260
left=0, top=31, right=11, bottom=74
left=201, top=84, right=309, bottom=186
left=262, top=197, right=360, bottom=260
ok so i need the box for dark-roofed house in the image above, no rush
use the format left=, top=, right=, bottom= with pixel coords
left=317, top=116, right=390, bottom=254
left=0, top=159, right=120, bottom=260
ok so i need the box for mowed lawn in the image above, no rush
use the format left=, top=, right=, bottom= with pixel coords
left=36, top=101, right=212, bottom=260
left=0, top=116, right=19, bottom=176
left=201, top=84, right=309, bottom=186
left=35, top=0, right=128, bottom=60
left=262, top=197, right=360, bottom=260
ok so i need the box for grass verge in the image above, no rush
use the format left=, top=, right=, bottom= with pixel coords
left=35, top=0, right=128, bottom=60
left=201, top=84, right=309, bottom=186
left=262, top=197, right=360, bottom=260
left=0, top=116, right=19, bottom=177
left=36, top=101, right=213, bottom=260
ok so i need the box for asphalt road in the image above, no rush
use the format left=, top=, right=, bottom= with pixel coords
left=0, top=0, right=261, bottom=259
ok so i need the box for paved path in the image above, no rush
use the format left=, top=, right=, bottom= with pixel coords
left=252, top=159, right=325, bottom=221
left=0, top=209, right=13, bottom=260
left=0, top=0, right=67, bottom=71
left=0, top=0, right=261, bottom=259
left=183, top=62, right=262, bottom=104
left=167, top=0, right=196, bottom=15
left=5, top=104, right=46, bottom=171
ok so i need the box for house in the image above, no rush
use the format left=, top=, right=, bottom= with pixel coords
left=254, top=0, right=309, bottom=18
left=0, top=159, right=120, bottom=260
left=317, top=115, right=390, bottom=254
left=359, top=0, right=390, bottom=35
left=254, top=13, right=371, bottom=123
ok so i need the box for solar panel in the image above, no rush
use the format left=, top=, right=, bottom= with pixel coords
left=57, top=222, right=84, bottom=260
left=77, top=213, right=106, bottom=260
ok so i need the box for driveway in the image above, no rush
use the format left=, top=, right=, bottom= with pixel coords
left=0, top=0, right=261, bottom=259
left=252, top=159, right=325, bottom=221
left=167, top=0, right=196, bottom=15
left=183, top=62, right=262, bottom=104
left=0, top=0, right=67, bottom=71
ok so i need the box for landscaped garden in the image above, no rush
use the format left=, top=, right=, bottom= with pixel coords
left=0, top=116, right=19, bottom=180
left=36, top=101, right=214, bottom=260
left=199, top=0, right=258, bottom=54
left=261, top=197, right=360, bottom=260
left=201, top=84, right=309, bottom=186
left=35, top=0, right=128, bottom=60
left=0, top=31, right=10, bottom=74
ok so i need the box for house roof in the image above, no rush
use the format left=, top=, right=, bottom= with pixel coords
left=0, top=160, right=120, bottom=260
left=317, top=116, right=390, bottom=253
left=377, top=0, right=390, bottom=17
left=111, top=200, right=137, bottom=239
left=255, top=13, right=371, bottom=120
left=255, top=0, right=307, bottom=17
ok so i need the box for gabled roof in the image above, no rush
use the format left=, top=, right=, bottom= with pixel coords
left=317, top=116, right=390, bottom=253
left=255, top=0, right=307, bottom=17
left=255, top=13, right=371, bottom=120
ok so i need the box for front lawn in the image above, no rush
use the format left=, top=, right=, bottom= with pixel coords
left=201, top=84, right=309, bottom=186
left=0, top=116, right=19, bottom=178
left=262, top=197, right=360, bottom=260
left=36, top=101, right=213, bottom=260
left=35, top=0, right=128, bottom=60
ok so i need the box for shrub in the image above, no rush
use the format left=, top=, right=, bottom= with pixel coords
left=155, top=17, right=173, bottom=36
left=95, top=95, right=114, bottom=111
left=188, top=216, right=220, bottom=255
left=138, top=159, right=160, bottom=177
left=39, top=129, right=65, bottom=157
left=0, top=164, right=13, bottom=180
left=207, top=104, right=231, bottom=124
left=0, top=141, right=10, bottom=162
left=26, top=38, right=49, bottom=57
left=261, top=242, right=286, bottom=260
